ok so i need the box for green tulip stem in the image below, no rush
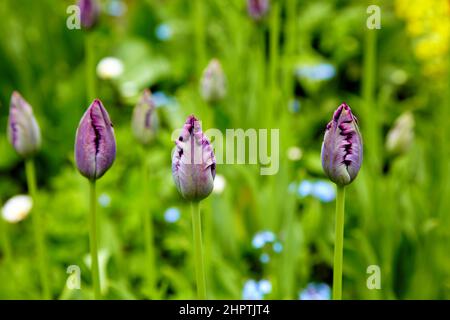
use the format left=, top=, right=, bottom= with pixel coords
left=1, top=217, right=12, bottom=265
left=141, top=151, right=156, bottom=296
left=362, top=27, right=379, bottom=172
left=269, top=0, right=280, bottom=125
left=191, top=201, right=206, bottom=299
left=25, top=158, right=50, bottom=299
left=88, top=179, right=101, bottom=299
left=194, top=0, right=205, bottom=74
left=333, top=185, right=346, bottom=300
left=85, top=32, right=96, bottom=103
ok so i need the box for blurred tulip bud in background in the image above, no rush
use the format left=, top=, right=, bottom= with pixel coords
left=78, top=0, right=100, bottom=30
left=386, top=112, right=415, bottom=156
left=247, top=0, right=270, bottom=21
left=7, top=91, right=41, bottom=158
left=131, top=89, right=159, bottom=145
left=200, top=59, right=227, bottom=104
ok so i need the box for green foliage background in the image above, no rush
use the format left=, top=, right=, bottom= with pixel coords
left=0, top=0, right=449, bottom=299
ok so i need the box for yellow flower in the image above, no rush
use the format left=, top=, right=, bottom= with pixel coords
left=395, top=0, right=449, bottom=77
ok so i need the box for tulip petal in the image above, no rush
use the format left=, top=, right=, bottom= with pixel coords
left=247, top=0, right=270, bottom=20
left=78, top=0, right=100, bottom=29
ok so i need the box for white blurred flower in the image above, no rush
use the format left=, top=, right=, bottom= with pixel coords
left=96, top=57, right=124, bottom=80
left=213, top=174, right=226, bottom=194
left=2, top=195, right=33, bottom=223
left=287, top=146, right=302, bottom=161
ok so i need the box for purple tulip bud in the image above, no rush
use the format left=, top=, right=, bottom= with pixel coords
left=78, top=0, right=100, bottom=29
left=131, top=89, right=159, bottom=145
left=321, top=103, right=363, bottom=186
left=172, top=115, right=216, bottom=201
left=7, top=91, right=41, bottom=158
left=200, top=59, right=227, bottom=104
left=247, top=0, right=270, bottom=21
left=75, top=99, right=116, bottom=180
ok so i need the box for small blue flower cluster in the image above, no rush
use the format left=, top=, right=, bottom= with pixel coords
left=155, top=24, right=172, bottom=41
left=152, top=91, right=177, bottom=108
left=296, top=63, right=336, bottom=81
left=98, top=193, right=111, bottom=208
left=298, top=282, right=331, bottom=300
left=288, top=99, right=301, bottom=113
left=106, top=0, right=126, bottom=17
left=164, top=207, right=180, bottom=223
left=290, top=180, right=336, bottom=203
left=251, top=230, right=283, bottom=264
left=242, top=279, right=272, bottom=300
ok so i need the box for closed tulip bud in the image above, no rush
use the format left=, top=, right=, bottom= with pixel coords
left=321, top=103, right=363, bottom=186
left=78, top=0, right=100, bottom=29
left=7, top=91, right=41, bottom=158
left=247, top=0, right=270, bottom=21
left=172, top=115, right=216, bottom=201
left=200, top=59, right=227, bottom=104
left=386, top=112, right=414, bottom=156
left=75, top=99, right=116, bottom=180
left=131, top=89, right=158, bottom=145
